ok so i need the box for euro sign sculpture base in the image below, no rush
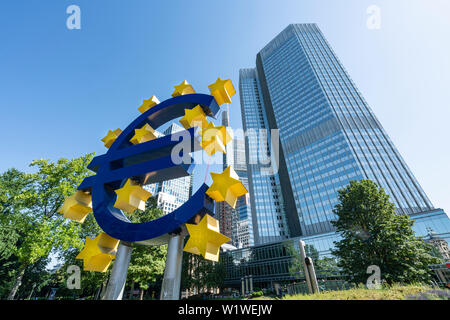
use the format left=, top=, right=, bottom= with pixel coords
left=160, top=233, right=185, bottom=300
left=103, top=242, right=133, bottom=300
left=103, top=235, right=185, bottom=300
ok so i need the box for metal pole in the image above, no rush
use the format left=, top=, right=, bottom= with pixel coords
left=298, top=240, right=313, bottom=294
left=160, top=234, right=184, bottom=300
left=305, top=257, right=320, bottom=293
left=245, top=276, right=249, bottom=294
left=103, top=241, right=133, bottom=300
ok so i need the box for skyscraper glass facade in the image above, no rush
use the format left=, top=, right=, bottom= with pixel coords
left=229, top=23, right=450, bottom=290
left=240, top=23, right=436, bottom=240
left=240, top=69, right=290, bottom=244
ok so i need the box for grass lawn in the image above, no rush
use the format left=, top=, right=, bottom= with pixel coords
left=250, top=284, right=449, bottom=300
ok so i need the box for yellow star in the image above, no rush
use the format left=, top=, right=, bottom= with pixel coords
left=216, top=125, right=232, bottom=145
left=179, top=105, right=208, bottom=129
left=183, top=214, right=230, bottom=262
left=76, top=234, right=116, bottom=272
left=113, top=178, right=152, bottom=213
left=200, top=122, right=232, bottom=156
left=208, top=77, right=236, bottom=106
left=206, top=166, right=248, bottom=208
left=57, top=191, right=92, bottom=223
left=171, top=80, right=195, bottom=97
left=138, top=95, right=160, bottom=113
left=130, top=123, right=157, bottom=145
left=97, top=232, right=120, bottom=255
left=101, top=128, right=122, bottom=149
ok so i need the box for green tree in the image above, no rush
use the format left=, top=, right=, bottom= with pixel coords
left=29, top=209, right=107, bottom=301
left=47, top=259, right=111, bottom=300
left=0, top=154, right=94, bottom=300
left=287, top=243, right=339, bottom=277
left=181, top=250, right=225, bottom=296
left=0, top=169, right=32, bottom=261
left=14, top=257, right=52, bottom=300
left=331, top=179, right=440, bottom=285
left=126, top=197, right=167, bottom=300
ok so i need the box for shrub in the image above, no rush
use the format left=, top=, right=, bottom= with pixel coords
left=250, top=290, right=264, bottom=298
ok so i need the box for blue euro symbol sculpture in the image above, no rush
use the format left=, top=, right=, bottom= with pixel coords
left=77, top=94, right=220, bottom=245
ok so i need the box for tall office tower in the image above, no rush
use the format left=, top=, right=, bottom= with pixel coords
left=146, top=123, right=193, bottom=215
left=215, top=110, right=254, bottom=247
left=240, top=23, right=446, bottom=243
left=239, top=73, right=291, bottom=245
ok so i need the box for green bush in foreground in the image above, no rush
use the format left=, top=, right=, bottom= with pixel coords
left=250, top=290, right=264, bottom=298
left=250, top=283, right=449, bottom=300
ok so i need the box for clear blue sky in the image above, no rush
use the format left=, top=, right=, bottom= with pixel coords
left=1, top=0, right=449, bottom=214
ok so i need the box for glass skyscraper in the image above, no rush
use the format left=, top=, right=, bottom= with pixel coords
left=240, top=23, right=449, bottom=244
left=240, top=69, right=291, bottom=244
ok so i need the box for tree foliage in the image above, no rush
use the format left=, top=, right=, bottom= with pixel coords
left=331, top=179, right=440, bottom=285
left=0, top=154, right=95, bottom=299
left=287, top=243, right=339, bottom=277
left=126, top=197, right=167, bottom=299
left=181, top=249, right=226, bottom=295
